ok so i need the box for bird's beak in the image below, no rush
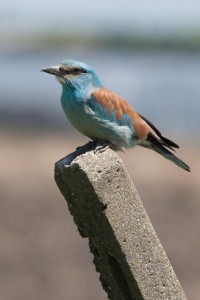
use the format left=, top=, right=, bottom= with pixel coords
left=41, top=66, right=61, bottom=76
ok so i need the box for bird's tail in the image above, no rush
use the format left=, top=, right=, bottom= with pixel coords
left=147, top=133, right=191, bottom=172
left=153, top=143, right=191, bottom=172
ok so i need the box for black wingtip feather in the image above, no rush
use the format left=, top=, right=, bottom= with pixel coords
left=139, top=114, right=179, bottom=149
left=160, top=136, right=179, bottom=149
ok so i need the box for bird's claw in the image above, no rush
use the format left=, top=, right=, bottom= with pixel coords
left=94, top=142, right=111, bottom=154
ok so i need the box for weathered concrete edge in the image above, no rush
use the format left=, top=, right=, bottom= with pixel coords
left=54, top=144, right=187, bottom=300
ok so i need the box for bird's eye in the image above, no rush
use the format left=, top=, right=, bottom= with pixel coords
left=72, top=68, right=82, bottom=74
left=58, top=66, right=84, bottom=75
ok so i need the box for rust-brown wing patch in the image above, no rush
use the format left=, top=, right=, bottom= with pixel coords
left=132, top=114, right=152, bottom=139
left=92, top=88, right=132, bottom=121
left=92, top=88, right=152, bottom=140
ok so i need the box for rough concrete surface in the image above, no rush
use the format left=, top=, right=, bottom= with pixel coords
left=55, top=143, right=187, bottom=300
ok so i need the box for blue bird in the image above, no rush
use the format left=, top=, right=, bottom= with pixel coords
left=42, top=59, right=190, bottom=172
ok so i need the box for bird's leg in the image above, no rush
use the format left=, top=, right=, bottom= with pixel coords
left=94, top=141, right=111, bottom=154
left=76, top=140, right=96, bottom=152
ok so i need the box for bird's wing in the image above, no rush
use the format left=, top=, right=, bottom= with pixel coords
left=90, top=88, right=151, bottom=139
left=90, top=88, right=179, bottom=151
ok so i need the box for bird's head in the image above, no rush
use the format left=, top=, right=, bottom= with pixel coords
left=41, top=59, right=102, bottom=94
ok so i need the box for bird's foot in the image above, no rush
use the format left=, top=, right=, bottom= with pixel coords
left=94, top=142, right=111, bottom=154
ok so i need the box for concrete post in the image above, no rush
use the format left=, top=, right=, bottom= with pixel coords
left=55, top=142, right=187, bottom=300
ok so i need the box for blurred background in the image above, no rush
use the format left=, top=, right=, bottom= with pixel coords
left=1, top=0, right=200, bottom=299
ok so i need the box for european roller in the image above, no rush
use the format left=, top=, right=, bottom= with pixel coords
left=42, top=59, right=190, bottom=172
